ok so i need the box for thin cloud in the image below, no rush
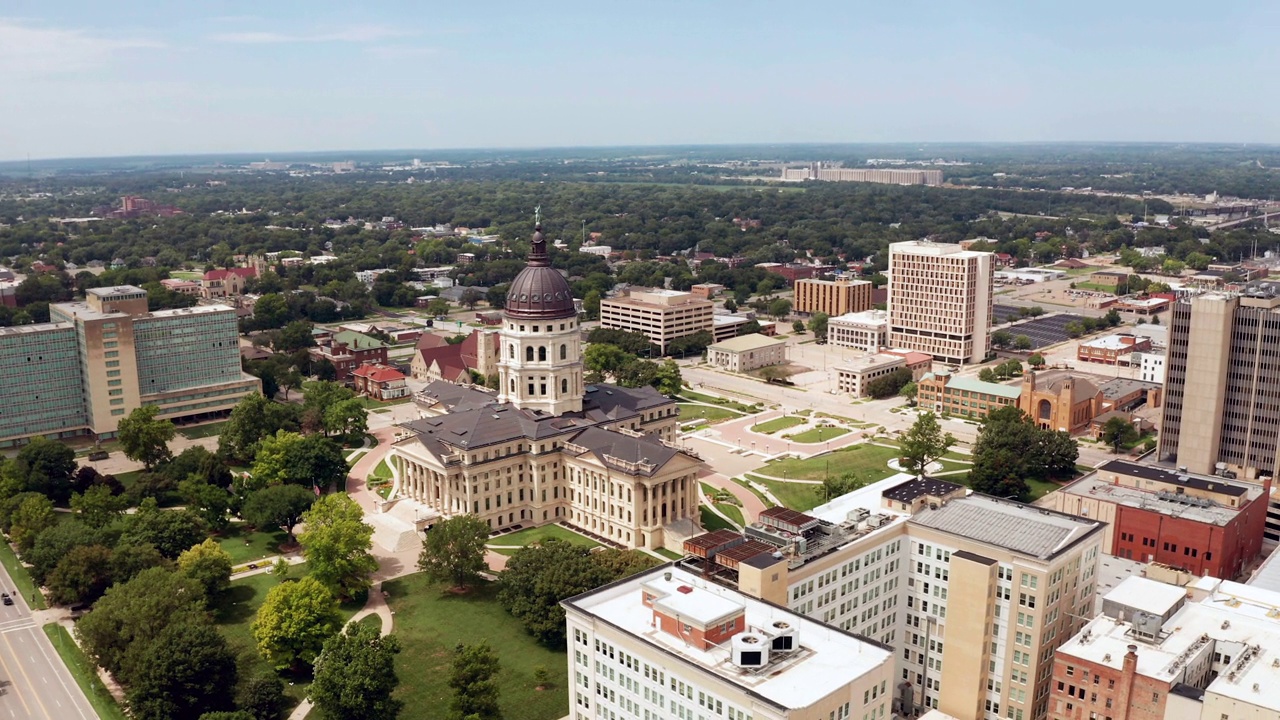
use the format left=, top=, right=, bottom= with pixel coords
left=0, top=20, right=163, bottom=77
left=211, top=24, right=412, bottom=44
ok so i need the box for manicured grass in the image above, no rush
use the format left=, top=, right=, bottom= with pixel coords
left=764, top=443, right=902, bottom=482
left=43, top=624, right=128, bottom=720
left=383, top=575, right=570, bottom=720
left=368, top=458, right=393, bottom=480
left=732, top=477, right=778, bottom=508
left=348, top=449, right=369, bottom=466
left=751, top=416, right=805, bottom=434
left=700, top=506, right=737, bottom=532
left=786, top=426, right=851, bottom=444
left=217, top=523, right=290, bottom=565
left=0, top=541, right=45, bottom=609
left=653, top=547, right=684, bottom=561
left=488, top=523, right=601, bottom=549
left=1072, top=281, right=1118, bottom=293
left=1025, top=477, right=1062, bottom=501
left=744, top=475, right=823, bottom=512
left=814, top=412, right=866, bottom=425
left=359, top=396, right=413, bottom=409
left=356, top=614, right=382, bottom=632
left=113, top=469, right=144, bottom=489
left=677, top=404, right=742, bottom=424
left=717, top=503, right=745, bottom=527
left=676, top=390, right=758, bottom=413
left=177, top=420, right=229, bottom=439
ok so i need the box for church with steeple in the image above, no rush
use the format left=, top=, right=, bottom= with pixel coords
left=386, top=225, right=704, bottom=550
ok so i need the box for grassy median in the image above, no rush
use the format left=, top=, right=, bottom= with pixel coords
left=43, top=623, right=128, bottom=720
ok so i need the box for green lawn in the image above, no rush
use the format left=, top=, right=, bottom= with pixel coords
left=677, top=404, right=742, bottom=424
left=751, top=416, right=805, bottom=434
left=177, top=420, right=229, bottom=439
left=383, top=575, right=570, bottom=720
left=113, top=469, right=144, bottom=489
left=700, top=506, right=737, bottom=532
left=359, top=396, right=414, bottom=409
left=1072, top=281, right=1118, bottom=293
left=488, top=523, right=601, bottom=549
left=785, top=426, right=851, bottom=443
left=0, top=541, right=44, bottom=609
left=217, top=523, right=290, bottom=565
left=44, top=624, right=128, bottom=720
left=814, top=412, right=868, bottom=426
left=676, top=390, right=758, bottom=413
left=169, top=270, right=203, bottom=280
left=744, top=475, right=824, bottom=512
left=652, top=547, right=684, bottom=561
left=732, top=477, right=778, bottom=508
left=717, top=503, right=745, bottom=527
left=348, top=449, right=369, bottom=467
left=368, top=458, right=393, bottom=480
left=764, top=443, right=902, bottom=482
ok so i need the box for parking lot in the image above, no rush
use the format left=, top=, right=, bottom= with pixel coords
left=997, top=312, right=1093, bottom=349
left=994, top=303, right=1038, bottom=324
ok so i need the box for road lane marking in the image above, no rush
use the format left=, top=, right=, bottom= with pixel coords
left=29, top=625, right=91, bottom=720
left=1, top=632, right=50, bottom=719
left=0, top=642, right=31, bottom=717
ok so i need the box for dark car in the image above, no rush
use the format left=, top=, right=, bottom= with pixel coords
left=87, top=451, right=109, bottom=461
left=2, top=593, right=12, bottom=606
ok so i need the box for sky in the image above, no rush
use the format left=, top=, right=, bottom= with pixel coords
left=1, top=0, right=1277, bottom=160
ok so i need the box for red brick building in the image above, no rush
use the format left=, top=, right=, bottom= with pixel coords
left=1076, top=333, right=1152, bottom=366
left=351, top=363, right=409, bottom=400
left=1051, top=460, right=1271, bottom=580
left=307, top=330, right=388, bottom=381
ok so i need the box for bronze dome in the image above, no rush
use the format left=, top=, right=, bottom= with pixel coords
left=504, top=225, right=577, bottom=320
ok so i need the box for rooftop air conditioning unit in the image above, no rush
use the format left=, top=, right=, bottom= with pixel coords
left=769, top=620, right=798, bottom=652
left=732, top=633, right=770, bottom=668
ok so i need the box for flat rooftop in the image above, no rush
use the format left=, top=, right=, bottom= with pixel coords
left=565, top=566, right=892, bottom=710
left=0, top=321, right=74, bottom=336
left=1098, top=460, right=1251, bottom=497
left=830, top=309, right=887, bottom=326
left=834, top=353, right=905, bottom=372
left=708, top=334, right=785, bottom=352
left=144, top=304, right=235, bottom=318
left=908, top=495, right=1102, bottom=560
left=1080, top=333, right=1143, bottom=350
left=1063, top=475, right=1252, bottom=526
left=86, top=285, right=146, bottom=297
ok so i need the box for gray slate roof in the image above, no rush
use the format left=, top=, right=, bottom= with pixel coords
left=564, top=426, right=681, bottom=476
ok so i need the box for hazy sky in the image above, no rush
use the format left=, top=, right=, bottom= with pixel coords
left=1, top=1, right=1277, bottom=159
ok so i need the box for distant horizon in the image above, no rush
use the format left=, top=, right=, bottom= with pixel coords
left=6, top=139, right=1280, bottom=167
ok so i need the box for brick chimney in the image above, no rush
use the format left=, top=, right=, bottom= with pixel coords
left=1117, top=644, right=1139, bottom=720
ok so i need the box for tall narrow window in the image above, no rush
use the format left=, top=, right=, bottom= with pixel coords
left=526, top=346, right=534, bottom=362
left=509, top=344, right=515, bottom=359
left=561, top=344, right=567, bottom=360
left=562, top=378, right=568, bottom=393
left=539, top=346, right=547, bottom=362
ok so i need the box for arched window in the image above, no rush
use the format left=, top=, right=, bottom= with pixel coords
left=509, top=378, right=515, bottom=392
left=538, top=346, right=547, bottom=362
left=509, top=344, right=515, bottom=359
left=561, top=378, right=568, bottom=394
left=526, top=346, right=534, bottom=362
left=560, top=344, right=567, bottom=360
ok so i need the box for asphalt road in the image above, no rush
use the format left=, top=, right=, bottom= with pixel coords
left=0, top=564, right=95, bottom=720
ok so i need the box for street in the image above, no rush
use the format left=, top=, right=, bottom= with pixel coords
left=0, top=563, right=95, bottom=720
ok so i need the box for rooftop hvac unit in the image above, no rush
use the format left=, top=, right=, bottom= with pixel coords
left=732, top=633, right=770, bottom=669
left=769, top=620, right=798, bottom=652
left=1132, top=611, right=1163, bottom=638
left=846, top=508, right=870, bottom=524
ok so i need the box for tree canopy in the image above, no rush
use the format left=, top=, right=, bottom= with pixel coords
left=417, top=514, right=491, bottom=589
left=310, top=622, right=403, bottom=720
left=297, top=493, right=378, bottom=599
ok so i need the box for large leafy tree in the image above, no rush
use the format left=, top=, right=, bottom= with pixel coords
left=242, top=484, right=316, bottom=543
left=251, top=576, right=343, bottom=671
left=10, top=493, right=57, bottom=552
left=969, top=405, right=1079, bottom=499
left=25, top=520, right=105, bottom=584
left=126, top=621, right=238, bottom=720
left=70, top=483, right=128, bottom=528
left=218, top=394, right=301, bottom=463
left=653, top=359, right=682, bottom=396
left=417, top=514, right=490, bottom=589
left=448, top=642, right=501, bottom=720
left=15, top=436, right=77, bottom=504
left=235, top=674, right=288, bottom=720
left=120, top=499, right=208, bottom=559
left=46, top=544, right=115, bottom=605
left=898, top=412, right=955, bottom=478
left=179, top=477, right=233, bottom=532
left=75, top=567, right=210, bottom=681
left=297, top=493, right=378, bottom=599
left=1100, top=416, right=1139, bottom=453
left=177, top=538, right=234, bottom=601
left=310, top=622, right=403, bottom=720
left=117, top=405, right=177, bottom=470
left=498, top=540, right=616, bottom=647
left=250, top=431, right=349, bottom=492
left=323, top=397, right=367, bottom=440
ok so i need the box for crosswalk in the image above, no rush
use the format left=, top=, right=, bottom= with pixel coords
left=0, top=618, right=35, bottom=636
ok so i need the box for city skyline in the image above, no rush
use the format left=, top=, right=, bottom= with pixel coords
left=2, top=0, right=1279, bottom=160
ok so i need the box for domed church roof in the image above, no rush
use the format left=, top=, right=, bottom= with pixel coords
left=504, top=225, right=577, bottom=320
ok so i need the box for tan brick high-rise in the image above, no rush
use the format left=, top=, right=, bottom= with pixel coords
left=888, top=241, right=994, bottom=365
left=793, top=277, right=873, bottom=317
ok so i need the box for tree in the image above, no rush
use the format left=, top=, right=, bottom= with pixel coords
left=449, top=642, right=501, bottom=720
left=584, top=343, right=635, bottom=378
left=219, top=394, right=301, bottom=463
left=768, top=297, right=792, bottom=319
left=200, top=713, right=255, bottom=720
left=118, top=405, right=176, bottom=470
left=127, top=621, right=238, bottom=720
left=178, top=538, right=234, bottom=601
left=459, top=287, right=484, bottom=310
left=180, top=477, right=233, bottom=531
left=253, top=294, right=291, bottom=330
left=865, top=367, right=912, bottom=399
left=1100, top=416, right=1139, bottom=453
left=310, top=622, right=403, bottom=720
left=807, top=311, right=829, bottom=341
left=653, top=359, right=682, bottom=396
left=46, top=545, right=114, bottom=605
left=581, top=289, right=601, bottom=320
left=1105, top=308, right=1122, bottom=327
left=991, top=330, right=1012, bottom=349
left=252, top=576, right=343, bottom=672
left=110, top=541, right=169, bottom=584
left=426, top=297, right=451, bottom=317
left=297, top=493, right=378, bottom=599
left=242, top=484, right=316, bottom=543
left=75, top=567, right=210, bottom=681
left=26, top=521, right=105, bottom=584
left=969, top=406, right=1079, bottom=499
left=791, top=320, right=806, bottom=334
left=498, top=540, right=615, bottom=647
left=898, top=412, right=955, bottom=478
left=819, top=473, right=863, bottom=501
left=69, top=483, right=127, bottom=528
left=978, top=368, right=997, bottom=383
left=899, top=382, right=917, bottom=405
left=251, top=431, right=349, bottom=492
left=1028, top=353, right=1046, bottom=368
left=120, top=500, right=208, bottom=559
left=1014, top=335, right=1032, bottom=350
left=10, top=493, right=57, bottom=552
left=15, top=435, right=77, bottom=504
left=722, top=298, right=737, bottom=313
left=323, top=398, right=367, bottom=441
left=276, top=321, right=316, bottom=353
left=418, top=514, right=490, bottom=589
left=236, top=674, right=288, bottom=720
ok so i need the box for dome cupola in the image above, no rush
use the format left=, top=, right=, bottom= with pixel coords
left=504, top=224, right=577, bottom=320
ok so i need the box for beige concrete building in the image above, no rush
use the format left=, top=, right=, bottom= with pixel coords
left=835, top=353, right=907, bottom=397
left=564, top=565, right=896, bottom=720
left=793, top=277, right=873, bottom=317
left=888, top=241, right=994, bottom=365
left=679, top=478, right=1105, bottom=720
left=1159, top=285, right=1280, bottom=479
left=600, top=288, right=714, bottom=353
left=829, top=309, right=889, bottom=352
left=706, top=334, right=787, bottom=373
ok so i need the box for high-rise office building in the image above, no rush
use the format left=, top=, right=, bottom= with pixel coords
left=793, top=277, right=873, bottom=317
left=1159, top=286, right=1280, bottom=479
left=678, top=479, right=1104, bottom=720
left=563, top=565, right=897, bottom=720
left=0, top=285, right=259, bottom=448
left=600, top=289, right=714, bottom=353
left=888, top=241, right=994, bottom=365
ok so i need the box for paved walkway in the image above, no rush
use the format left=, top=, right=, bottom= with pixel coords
left=698, top=471, right=768, bottom=524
